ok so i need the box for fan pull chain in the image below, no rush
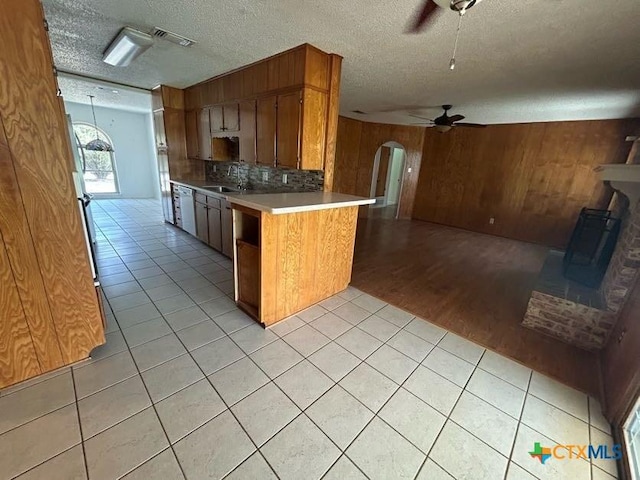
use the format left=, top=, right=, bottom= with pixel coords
left=450, top=10, right=465, bottom=70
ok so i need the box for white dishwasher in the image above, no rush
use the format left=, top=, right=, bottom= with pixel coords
left=177, top=186, right=197, bottom=236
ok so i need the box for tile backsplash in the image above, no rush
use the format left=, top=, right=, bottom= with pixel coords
left=205, top=161, right=324, bottom=191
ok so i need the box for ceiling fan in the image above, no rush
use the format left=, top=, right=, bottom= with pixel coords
left=410, top=105, right=487, bottom=132
left=407, top=0, right=486, bottom=69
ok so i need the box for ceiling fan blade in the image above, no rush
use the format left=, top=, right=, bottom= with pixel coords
left=407, top=114, right=434, bottom=122
left=407, top=0, right=440, bottom=33
left=448, top=114, right=465, bottom=123
left=410, top=122, right=434, bottom=125
left=455, top=122, right=487, bottom=128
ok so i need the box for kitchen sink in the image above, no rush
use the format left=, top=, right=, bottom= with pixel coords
left=203, top=185, right=239, bottom=193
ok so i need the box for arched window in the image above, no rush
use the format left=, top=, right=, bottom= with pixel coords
left=73, top=123, right=120, bottom=194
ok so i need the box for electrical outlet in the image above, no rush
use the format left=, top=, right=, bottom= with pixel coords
left=262, top=171, right=269, bottom=182
left=282, top=174, right=288, bottom=184
left=489, top=217, right=495, bottom=225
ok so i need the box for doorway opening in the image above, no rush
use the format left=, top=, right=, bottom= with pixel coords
left=370, top=142, right=407, bottom=219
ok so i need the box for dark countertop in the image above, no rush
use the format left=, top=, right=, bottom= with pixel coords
left=169, top=179, right=316, bottom=197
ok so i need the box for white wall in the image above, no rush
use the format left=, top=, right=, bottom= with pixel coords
left=65, top=102, right=160, bottom=199
left=385, top=148, right=404, bottom=205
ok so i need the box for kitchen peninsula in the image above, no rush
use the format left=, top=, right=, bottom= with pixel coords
left=169, top=179, right=373, bottom=325
left=228, top=191, right=374, bottom=325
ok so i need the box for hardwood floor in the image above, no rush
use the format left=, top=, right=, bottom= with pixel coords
left=352, top=215, right=600, bottom=396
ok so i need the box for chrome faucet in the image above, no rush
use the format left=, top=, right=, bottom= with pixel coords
left=227, top=164, right=243, bottom=190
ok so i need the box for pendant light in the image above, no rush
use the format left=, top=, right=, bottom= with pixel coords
left=85, top=95, right=113, bottom=152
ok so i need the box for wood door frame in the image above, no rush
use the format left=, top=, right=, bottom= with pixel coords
left=369, top=141, right=407, bottom=219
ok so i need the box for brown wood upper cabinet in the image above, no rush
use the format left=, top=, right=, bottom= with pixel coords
left=239, top=100, right=257, bottom=164
left=183, top=44, right=342, bottom=173
left=198, top=108, right=212, bottom=160
left=276, top=91, right=302, bottom=169
left=256, top=96, right=277, bottom=166
left=185, top=110, right=199, bottom=159
left=211, top=104, right=240, bottom=134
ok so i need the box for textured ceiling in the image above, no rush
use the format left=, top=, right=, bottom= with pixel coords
left=43, top=0, right=640, bottom=125
left=58, top=74, right=151, bottom=113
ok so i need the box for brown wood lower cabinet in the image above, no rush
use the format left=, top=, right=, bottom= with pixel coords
left=195, top=200, right=209, bottom=244
left=189, top=189, right=232, bottom=258
left=207, top=205, right=222, bottom=251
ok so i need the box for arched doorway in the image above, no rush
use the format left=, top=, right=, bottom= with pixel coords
left=369, top=141, right=407, bottom=219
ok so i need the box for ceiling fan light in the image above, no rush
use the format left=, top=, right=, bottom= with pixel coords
left=103, top=27, right=153, bottom=67
left=435, top=125, right=452, bottom=133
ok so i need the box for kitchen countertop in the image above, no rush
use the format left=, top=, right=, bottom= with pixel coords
left=169, top=179, right=374, bottom=214
left=226, top=192, right=374, bottom=214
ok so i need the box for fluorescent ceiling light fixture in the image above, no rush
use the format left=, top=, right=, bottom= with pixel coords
left=103, top=27, right=153, bottom=67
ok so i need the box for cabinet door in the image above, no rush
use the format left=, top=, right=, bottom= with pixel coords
left=195, top=202, right=209, bottom=244
left=198, top=108, right=212, bottom=160
left=185, top=110, right=199, bottom=159
left=221, top=202, right=233, bottom=258
left=208, top=207, right=223, bottom=251
left=153, top=111, right=173, bottom=223
left=256, top=96, right=276, bottom=166
left=239, top=100, right=256, bottom=164
left=210, top=105, right=224, bottom=133
left=276, top=91, right=302, bottom=169
left=223, top=104, right=240, bottom=132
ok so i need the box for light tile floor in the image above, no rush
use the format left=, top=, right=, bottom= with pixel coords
left=0, top=199, right=620, bottom=480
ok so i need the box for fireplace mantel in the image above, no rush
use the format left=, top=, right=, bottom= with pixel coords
left=596, top=164, right=640, bottom=211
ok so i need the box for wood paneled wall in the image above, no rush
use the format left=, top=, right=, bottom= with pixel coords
left=601, top=274, right=640, bottom=427
left=333, top=115, right=638, bottom=245
left=414, top=120, right=638, bottom=247
left=333, top=116, right=425, bottom=219
left=0, top=0, right=105, bottom=387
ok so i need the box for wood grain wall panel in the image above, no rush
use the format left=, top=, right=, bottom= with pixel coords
left=0, top=117, right=7, bottom=147
left=322, top=55, right=343, bottom=192
left=241, top=65, right=259, bottom=98
left=260, top=211, right=278, bottom=323
left=0, top=0, right=104, bottom=366
left=298, top=211, right=319, bottom=304
left=281, top=213, right=302, bottom=318
left=333, top=116, right=425, bottom=218
left=161, top=86, right=184, bottom=110
left=601, top=276, right=640, bottom=425
left=413, top=119, right=638, bottom=247
left=333, top=117, right=363, bottom=194
left=333, top=206, right=358, bottom=290
left=0, top=233, right=41, bottom=386
left=0, top=143, right=63, bottom=371
left=304, top=46, right=330, bottom=91
left=300, top=88, right=327, bottom=170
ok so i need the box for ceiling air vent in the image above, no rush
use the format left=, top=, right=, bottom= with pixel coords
left=151, top=28, right=196, bottom=47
